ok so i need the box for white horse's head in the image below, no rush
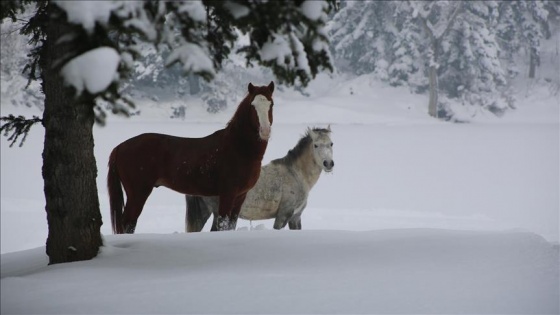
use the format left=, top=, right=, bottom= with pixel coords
left=308, top=125, right=334, bottom=173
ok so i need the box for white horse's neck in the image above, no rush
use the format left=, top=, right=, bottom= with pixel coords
left=293, top=144, right=322, bottom=190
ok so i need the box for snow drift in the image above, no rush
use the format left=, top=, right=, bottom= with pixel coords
left=1, top=229, right=558, bottom=314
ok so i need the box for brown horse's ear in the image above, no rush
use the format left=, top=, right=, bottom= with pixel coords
left=248, top=83, right=255, bottom=94
left=268, top=81, right=275, bottom=93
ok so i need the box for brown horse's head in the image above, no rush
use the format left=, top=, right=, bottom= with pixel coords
left=247, top=81, right=275, bottom=141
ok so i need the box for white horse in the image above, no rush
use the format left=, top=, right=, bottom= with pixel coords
left=186, top=126, right=334, bottom=231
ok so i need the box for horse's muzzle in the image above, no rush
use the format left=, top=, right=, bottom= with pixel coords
left=323, top=160, right=334, bottom=172
left=259, top=126, right=271, bottom=141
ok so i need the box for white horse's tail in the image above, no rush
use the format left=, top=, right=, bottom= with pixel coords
left=185, top=195, right=212, bottom=232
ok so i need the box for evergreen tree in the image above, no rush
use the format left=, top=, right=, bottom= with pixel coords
left=439, top=1, right=508, bottom=114
left=0, top=16, right=44, bottom=110
left=1, top=0, right=335, bottom=265
left=328, top=1, right=396, bottom=76
left=387, top=7, right=424, bottom=89
left=328, top=0, right=556, bottom=119
left=328, top=1, right=426, bottom=88
left=497, top=1, right=552, bottom=79
left=407, top=0, right=464, bottom=118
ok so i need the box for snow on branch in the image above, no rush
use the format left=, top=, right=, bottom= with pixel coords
left=61, top=47, right=120, bottom=96
left=165, top=43, right=215, bottom=80
left=177, top=1, right=207, bottom=22
left=290, top=33, right=311, bottom=75
left=299, top=0, right=327, bottom=21
left=53, top=1, right=117, bottom=35
left=411, top=1, right=463, bottom=40
left=258, top=31, right=315, bottom=76
left=223, top=2, right=250, bottom=19
left=260, top=34, right=294, bottom=68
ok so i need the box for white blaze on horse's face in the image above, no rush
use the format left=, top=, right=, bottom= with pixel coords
left=310, top=129, right=334, bottom=173
left=251, top=94, right=272, bottom=141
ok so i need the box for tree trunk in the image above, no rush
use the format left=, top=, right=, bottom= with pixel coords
left=528, top=48, right=537, bottom=79
left=428, top=40, right=439, bottom=118
left=188, top=74, right=201, bottom=95
left=41, top=4, right=103, bottom=265
left=428, top=65, right=439, bottom=118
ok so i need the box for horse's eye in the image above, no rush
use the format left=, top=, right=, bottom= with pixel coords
left=330, top=142, right=333, bottom=147
left=314, top=144, right=318, bottom=148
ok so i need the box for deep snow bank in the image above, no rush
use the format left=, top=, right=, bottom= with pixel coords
left=1, top=229, right=558, bottom=314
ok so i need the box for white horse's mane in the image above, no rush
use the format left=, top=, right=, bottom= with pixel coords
left=271, top=127, right=331, bottom=166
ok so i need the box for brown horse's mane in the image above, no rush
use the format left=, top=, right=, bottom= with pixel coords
left=272, top=127, right=331, bottom=166
left=225, top=92, right=253, bottom=131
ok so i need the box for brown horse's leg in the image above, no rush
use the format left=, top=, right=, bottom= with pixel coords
left=215, top=193, right=247, bottom=231
left=228, top=193, right=247, bottom=230
left=122, top=186, right=154, bottom=234
left=216, top=194, right=236, bottom=231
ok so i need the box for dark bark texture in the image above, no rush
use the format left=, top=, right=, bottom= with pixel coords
left=41, top=4, right=103, bottom=264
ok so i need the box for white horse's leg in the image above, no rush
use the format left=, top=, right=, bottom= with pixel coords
left=288, top=201, right=306, bottom=230
left=185, top=195, right=213, bottom=232
left=273, top=210, right=292, bottom=230
left=288, top=215, right=302, bottom=230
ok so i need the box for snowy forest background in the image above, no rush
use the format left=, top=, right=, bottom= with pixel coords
left=2, top=0, right=559, bottom=120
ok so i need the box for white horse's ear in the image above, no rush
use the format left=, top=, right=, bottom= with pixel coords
left=327, top=124, right=331, bottom=132
left=308, top=127, right=318, bottom=140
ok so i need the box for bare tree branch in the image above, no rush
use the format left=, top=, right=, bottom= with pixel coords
left=438, top=2, right=463, bottom=40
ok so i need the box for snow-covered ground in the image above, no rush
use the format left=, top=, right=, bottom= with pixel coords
left=1, top=74, right=559, bottom=313
left=2, top=230, right=558, bottom=314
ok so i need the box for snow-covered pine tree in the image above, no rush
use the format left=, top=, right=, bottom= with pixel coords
left=497, top=1, right=552, bottom=79
left=328, top=1, right=397, bottom=77
left=439, top=1, right=509, bottom=116
left=387, top=5, right=425, bottom=89
left=0, top=12, right=43, bottom=110
left=329, top=0, right=534, bottom=119
left=496, top=2, right=524, bottom=78
left=406, top=1, right=464, bottom=117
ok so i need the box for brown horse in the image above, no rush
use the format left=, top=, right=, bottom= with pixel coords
left=107, top=82, right=275, bottom=234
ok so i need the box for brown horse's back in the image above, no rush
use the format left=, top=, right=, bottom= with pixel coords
left=113, top=132, right=225, bottom=196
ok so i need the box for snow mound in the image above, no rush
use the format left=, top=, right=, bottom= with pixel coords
left=1, top=229, right=558, bottom=314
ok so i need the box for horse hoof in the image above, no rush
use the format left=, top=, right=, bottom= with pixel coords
left=125, top=224, right=136, bottom=234
left=216, top=216, right=238, bottom=231
left=216, top=216, right=230, bottom=231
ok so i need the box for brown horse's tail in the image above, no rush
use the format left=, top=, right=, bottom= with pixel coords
left=108, top=148, right=124, bottom=234
left=185, top=195, right=212, bottom=233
